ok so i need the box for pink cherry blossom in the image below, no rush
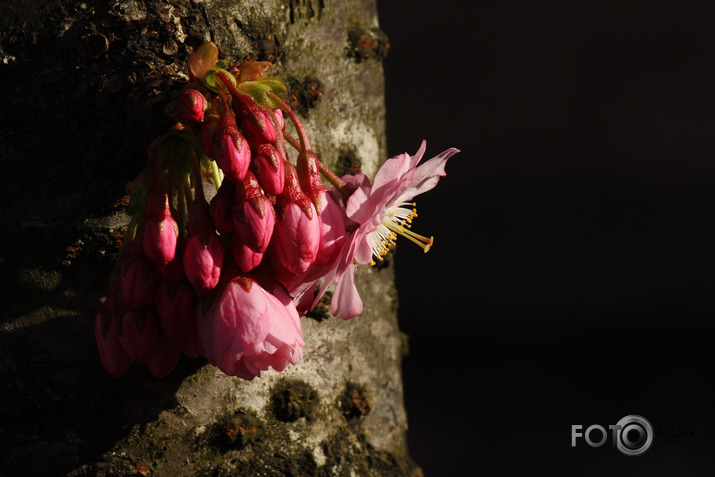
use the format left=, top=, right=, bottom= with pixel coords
left=302, top=141, right=459, bottom=319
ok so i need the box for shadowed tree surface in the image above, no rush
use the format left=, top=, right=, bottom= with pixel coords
left=0, top=1, right=416, bottom=475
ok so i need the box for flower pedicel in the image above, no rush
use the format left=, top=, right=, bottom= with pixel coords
left=96, top=41, right=459, bottom=379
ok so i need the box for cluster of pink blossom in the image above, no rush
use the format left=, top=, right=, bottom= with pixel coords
left=95, top=42, right=459, bottom=379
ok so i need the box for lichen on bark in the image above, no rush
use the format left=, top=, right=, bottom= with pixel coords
left=0, top=0, right=417, bottom=475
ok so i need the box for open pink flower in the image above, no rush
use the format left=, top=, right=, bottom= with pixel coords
left=303, top=141, right=459, bottom=319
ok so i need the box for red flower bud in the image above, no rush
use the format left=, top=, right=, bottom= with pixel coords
left=120, top=254, right=159, bottom=309
left=183, top=193, right=224, bottom=294
left=117, top=307, right=160, bottom=363
left=250, top=143, right=284, bottom=196
left=297, top=149, right=328, bottom=214
left=155, top=250, right=186, bottom=282
left=230, top=172, right=275, bottom=272
left=95, top=305, right=133, bottom=377
left=232, top=92, right=276, bottom=144
left=198, top=114, right=220, bottom=158
left=167, top=89, right=207, bottom=125
left=154, top=279, right=195, bottom=343
left=145, top=335, right=182, bottom=378
left=214, top=103, right=251, bottom=183
left=142, top=188, right=179, bottom=266
left=269, top=164, right=320, bottom=283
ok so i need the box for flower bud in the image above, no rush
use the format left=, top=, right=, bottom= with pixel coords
left=183, top=193, right=224, bottom=294
left=167, top=89, right=207, bottom=125
left=214, top=104, right=251, bottom=183
left=250, top=143, right=284, bottom=196
left=198, top=114, right=220, bottom=158
left=95, top=305, right=133, bottom=377
left=230, top=172, right=275, bottom=272
left=117, top=307, right=160, bottom=363
left=154, top=279, right=195, bottom=343
left=145, top=335, right=182, bottom=378
left=142, top=188, right=179, bottom=267
left=120, top=254, right=159, bottom=309
left=269, top=164, right=320, bottom=283
left=232, top=92, right=276, bottom=144
left=297, top=149, right=328, bottom=214
left=155, top=251, right=185, bottom=282
left=197, top=274, right=304, bottom=379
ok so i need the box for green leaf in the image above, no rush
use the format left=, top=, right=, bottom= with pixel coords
left=238, top=77, right=287, bottom=108
left=205, top=67, right=236, bottom=92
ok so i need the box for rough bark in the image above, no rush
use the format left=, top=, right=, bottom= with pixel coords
left=0, top=1, right=412, bottom=475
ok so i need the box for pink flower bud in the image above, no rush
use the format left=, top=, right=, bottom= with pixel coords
left=117, top=307, right=160, bottom=363
left=120, top=254, right=159, bottom=309
left=95, top=306, right=133, bottom=377
left=198, top=114, right=220, bottom=158
left=197, top=274, right=304, bottom=379
left=249, top=143, right=284, bottom=196
left=210, top=181, right=235, bottom=235
left=297, top=150, right=328, bottom=214
left=214, top=103, right=251, bottom=183
left=145, top=335, right=182, bottom=378
left=229, top=234, right=265, bottom=273
left=154, top=279, right=195, bottom=343
left=229, top=172, right=275, bottom=272
left=168, top=89, right=207, bottom=125
left=183, top=193, right=224, bottom=293
left=232, top=92, right=276, bottom=144
left=269, top=164, right=320, bottom=283
left=155, top=251, right=186, bottom=282
left=142, top=188, right=179, bottom=266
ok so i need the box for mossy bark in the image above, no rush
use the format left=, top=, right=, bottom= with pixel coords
left=0, top=1, right=413, bottom=475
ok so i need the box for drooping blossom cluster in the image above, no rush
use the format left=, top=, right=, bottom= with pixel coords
left=95, top=41, right=459, bottom=379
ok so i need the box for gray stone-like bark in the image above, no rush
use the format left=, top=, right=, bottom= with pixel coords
left=0, top=1, right=414, bottom=475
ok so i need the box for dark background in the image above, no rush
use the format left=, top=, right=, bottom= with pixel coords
left=378, top=1, right=715, bottom=475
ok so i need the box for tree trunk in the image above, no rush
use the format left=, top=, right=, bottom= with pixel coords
left=0, top=1, right=413, bottom=475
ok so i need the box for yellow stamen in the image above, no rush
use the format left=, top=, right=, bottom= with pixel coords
left=368, top=203, right=434, bottom=265
left=383, top=220, right=433, bottom=253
